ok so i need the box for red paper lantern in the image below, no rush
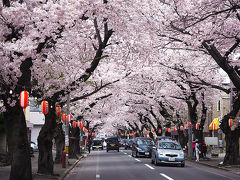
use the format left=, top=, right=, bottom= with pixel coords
left=41, top=100, right=49, bottom=115
left=137, top=130, right=139, bottom=134
left=82, top=122, right=85, bottom=128
left=79, top=121, right=82, bottom=129
left=195, top=123, right=199, bottom=130
left=180, top=125, right=184, bottom=131
left=152, top=128, right=155, bottom=133
left=72, top=121, right=76, bottom=128
left=62, top=113, right=66, bottom=122
left=20, top=90, right=28, bottom=109
left=211, top=123, right=216, bottom=131
left=229, top=119, right=233, bottom=127
left=77, top=121, right=80, bottom=128
left=158, top=129, right=161, bottom=134
left=187, top=122, right=191, bottom=127
left=67, top=114, right=71, bottom=123
left=168, top=128, right=171, bottom=133
left=147, top=130, right=150, bottom=134
left=173, top=127, right=176, bottom=132
left=56, top=106, right=61, bottom=117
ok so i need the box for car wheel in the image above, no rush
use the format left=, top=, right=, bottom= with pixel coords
left=117, top=149, right=119, bottom=152
left=107, top=149, right=109, bottom=152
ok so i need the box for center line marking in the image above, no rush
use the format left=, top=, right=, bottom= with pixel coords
left=145, top=164, right=155, bottom=170
left=128, top=155, right=132, bottom=157
left=160, top=173, right=174, bottom=180
left=135, top=158, right=141, bottom=162
left=124, top=153, right=127, bottom=154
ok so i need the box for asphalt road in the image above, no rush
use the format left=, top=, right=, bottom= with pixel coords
left=65, top=149, right=240, bottom=180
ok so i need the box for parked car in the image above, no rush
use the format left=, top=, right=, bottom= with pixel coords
left=106, top=136, right=120, bottom=152
left=131, top=137, right=154, bottom=158
left=151, top=140, right=185, bottom=167
left=30, top=141, right=38, bottom=152
left=125, top=139, right=134, bottom=150
left=92, top=138, right=104, bottom=150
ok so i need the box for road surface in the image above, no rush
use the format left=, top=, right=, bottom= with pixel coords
left=65, top=149, right=239, bottom=180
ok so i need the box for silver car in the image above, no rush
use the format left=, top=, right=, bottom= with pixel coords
left=151, top=140, right=185, bottom=167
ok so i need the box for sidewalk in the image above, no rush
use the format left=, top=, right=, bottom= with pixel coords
left=187, top=153, right=240, bottom=176
left=0, top=152, right=84, bottom=180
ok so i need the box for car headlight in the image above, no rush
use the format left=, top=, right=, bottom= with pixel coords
left=137, top=147, right=144, bottom=152
left=157, top=150, right=164, bottom=156
left=179, top=151, right=184, bottom=157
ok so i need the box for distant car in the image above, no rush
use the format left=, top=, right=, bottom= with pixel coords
left=155, top=136, right=174, bottom=142
left=120, top=139, right=127, bottom=147
left=125, top=139, right=134, bottom=150
left=106, top=136, right=120, bottom=152
left=131, top=137, right=154, bottom=158
left=31, top=141, right=38, bottom=152
left=151, top=140, right=185, bottom=167
left=92, top=138, right=104, bottom=150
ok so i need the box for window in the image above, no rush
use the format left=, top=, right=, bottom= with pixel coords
left=217, top=100, right=221, bottom=112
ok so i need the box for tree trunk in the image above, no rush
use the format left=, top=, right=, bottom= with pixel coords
left=4, top=104, right=33, bottom=180
left=220, top=94, right=240, bottom=165
left=54, top=123, right=65, bottom=163
left=37, top=102, right=56, bottom=174
left=178, top=130, right=185, bottom=148
left=69, top=127, right=80, bottom=159
left=224, top=129, right=240, bottom=164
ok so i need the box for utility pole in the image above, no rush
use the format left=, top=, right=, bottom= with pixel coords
left=65, top=93, right=70, bottom=165
left=188, top=123, right=193, bottom=158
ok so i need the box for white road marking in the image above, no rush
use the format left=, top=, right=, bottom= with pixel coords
left=145, top=164, right=155, bottom=170
left=96, top=174, right=100, bottom=179
left=124, top=152, right=127, bottom=155
left=128, top=155, right=132, bottom=158
left=160, top=173, right=174, bottom=180
left=135, top=158, right=141, bottom=162
left=96, top=152, right=100, bottom=180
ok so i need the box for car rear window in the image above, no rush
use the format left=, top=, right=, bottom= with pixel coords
left=106, top=138, right=118, bottom=143
left=137, top=139, right=154, bottom=146
left=93, top=140, right=102, bottom=145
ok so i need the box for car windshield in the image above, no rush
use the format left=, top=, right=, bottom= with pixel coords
left=137, top=139, right=154, bottom=146
left=158, top=142, right=182, bottom=150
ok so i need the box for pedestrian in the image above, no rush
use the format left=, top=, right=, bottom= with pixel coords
left=87, top=138, right=92, bottom=153
left=202, top=141, right=207, bottom=159
left=195, top=139, right=200, bottom=162
left=192, top=140, right=196, bottom=157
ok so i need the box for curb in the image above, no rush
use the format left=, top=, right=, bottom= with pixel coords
left=58, top=155, right=85, bottom=180
left=186, top=160, right=230, bottom=172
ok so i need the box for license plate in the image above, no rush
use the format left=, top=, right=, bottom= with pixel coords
left=169, top=157, right=175, bottom=161
left=111, top=144, right=115, bottom=146
left=96, top=147, right=99, bottom=149
left=145, top=152, right=149, bottom=155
